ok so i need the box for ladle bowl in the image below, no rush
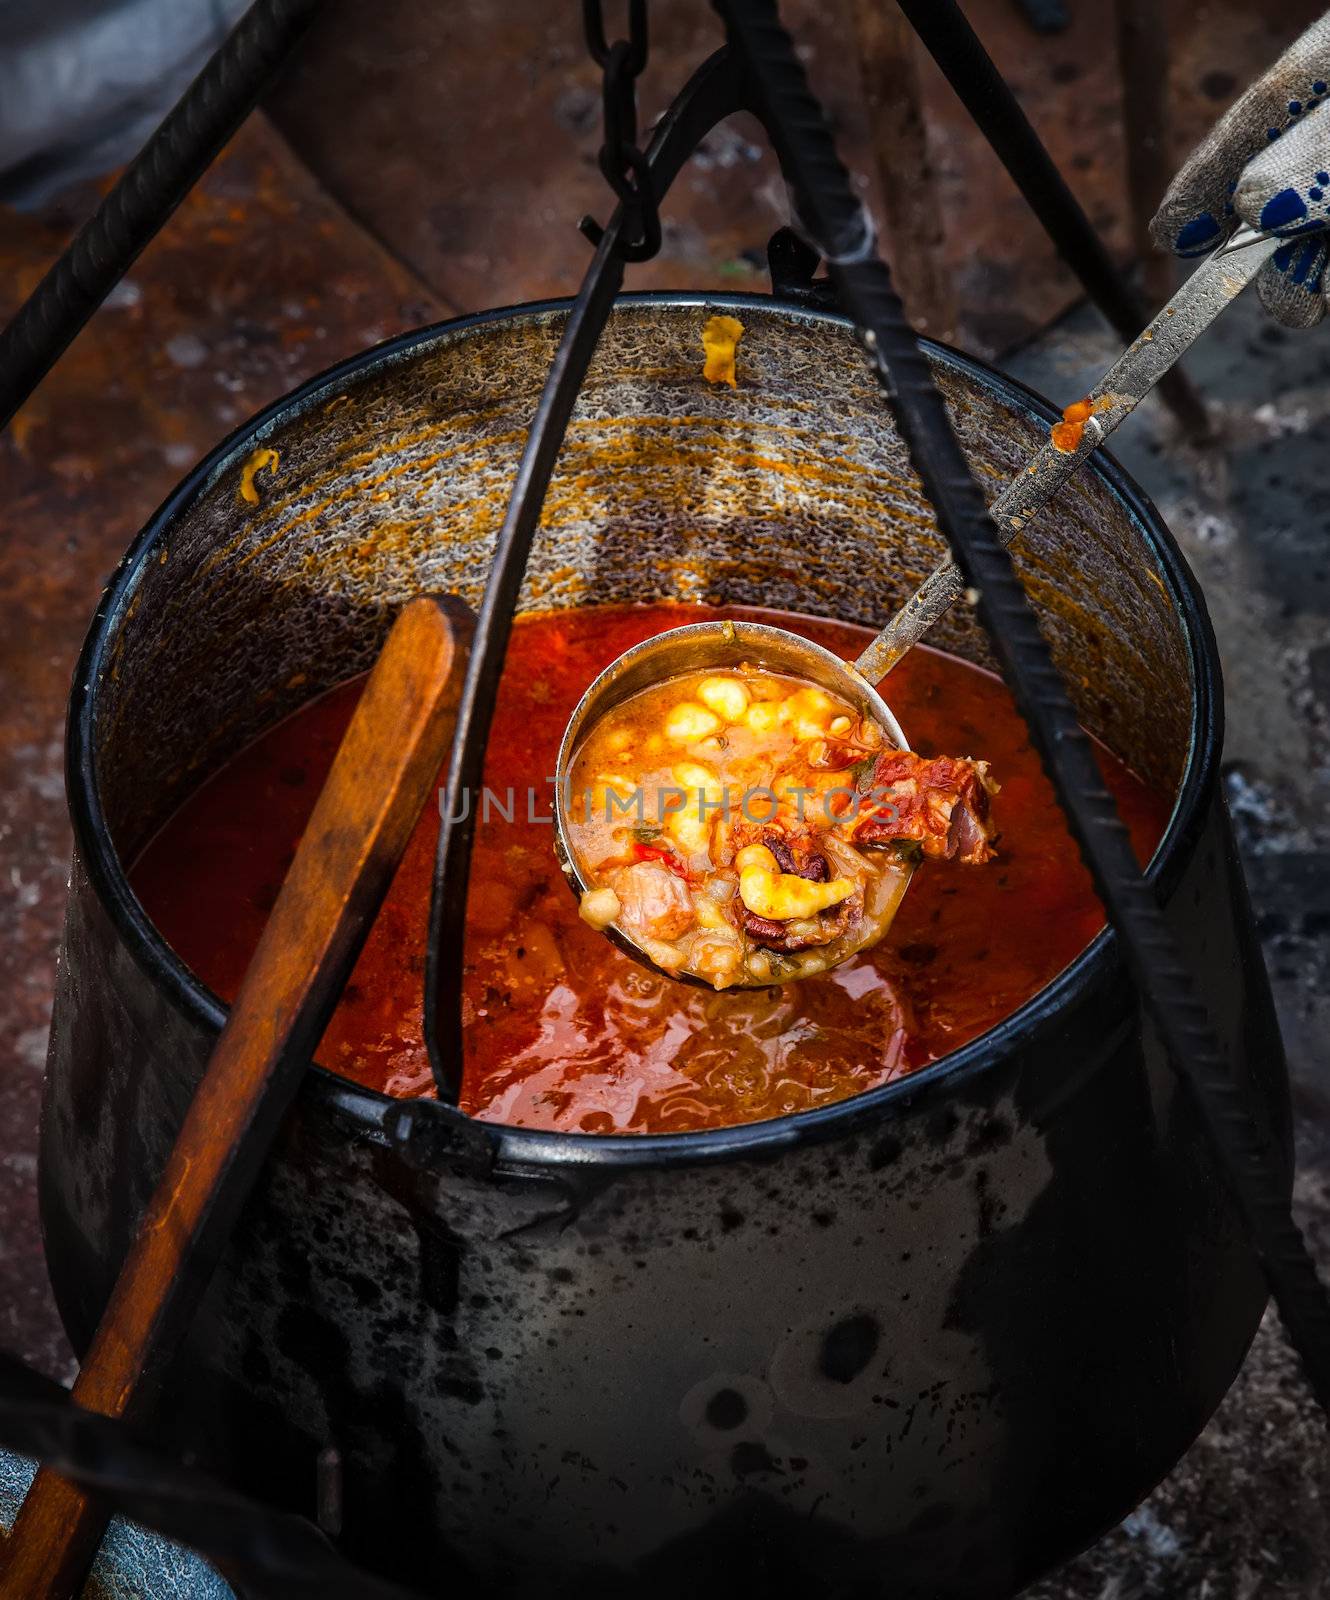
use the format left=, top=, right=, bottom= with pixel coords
left=553, top=617, right=912, bottom=986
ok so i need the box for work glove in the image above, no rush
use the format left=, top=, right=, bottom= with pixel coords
left=1151, top=14, right=1330, bottom=328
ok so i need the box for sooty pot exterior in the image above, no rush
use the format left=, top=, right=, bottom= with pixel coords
left=39, top=297, right=1288, bottom=1599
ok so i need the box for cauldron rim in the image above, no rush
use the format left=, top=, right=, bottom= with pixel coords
left=65, top=291, right=1220, bottom=1170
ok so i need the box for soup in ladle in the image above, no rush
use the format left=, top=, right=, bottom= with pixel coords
left=565, top=658, right=997, bottom=989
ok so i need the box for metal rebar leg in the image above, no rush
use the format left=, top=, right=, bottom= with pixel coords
left=0, top=1382, right=422, bottom=1600
left=848, top=0, right=957, bottom=341
left=1115, top=0, right=1176, bottom=310
left=0, top=0, right=322, bottom=436
left=719, top=0, right=1330, bottom=1418
left=896, top=0, right=1210, bottom=439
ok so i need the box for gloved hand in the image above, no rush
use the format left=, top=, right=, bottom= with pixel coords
left=1151, top=14, right=1330, bottom=328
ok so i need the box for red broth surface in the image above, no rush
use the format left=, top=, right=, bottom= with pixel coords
left=132, top=604, right=1171, bottom=1134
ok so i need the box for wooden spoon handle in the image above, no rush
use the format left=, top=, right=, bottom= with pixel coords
left=2, top=594, right=472, bottom=1598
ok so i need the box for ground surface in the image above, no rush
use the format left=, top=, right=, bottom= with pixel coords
left=1, top=3, right=1328, bottom=1595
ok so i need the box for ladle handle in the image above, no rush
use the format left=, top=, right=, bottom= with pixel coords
left=852, top=226, right=1281, bottom=684
left=1, top=595, right=472, bottom=1599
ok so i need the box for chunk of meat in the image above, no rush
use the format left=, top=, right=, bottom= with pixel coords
left=608, top=860, right=696, bottom=943
left=731, top=820, right=830, bottom=882
left=763, top=828, right=830, bottom=882
left=738, top=894, right=860, bottom=953
left=850, top=751, right=998, bottom=864
left=731, top=821, right=862, bottom=952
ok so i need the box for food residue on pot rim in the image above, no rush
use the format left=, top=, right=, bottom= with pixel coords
left=238, top=446, right=281, bottom=504
left=702, top=315, right=744, bottom=388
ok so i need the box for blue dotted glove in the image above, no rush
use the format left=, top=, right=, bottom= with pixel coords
left=1151, top=15, right=1330, bottom=328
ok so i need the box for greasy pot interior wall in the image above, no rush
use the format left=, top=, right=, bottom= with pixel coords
left=88, top=297, right=1192, bottom=864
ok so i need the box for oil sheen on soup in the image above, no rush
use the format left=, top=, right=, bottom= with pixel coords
left=132, top=604, right=1171, bottom=1135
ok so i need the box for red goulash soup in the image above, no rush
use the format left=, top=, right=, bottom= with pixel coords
left=132, top=604, right=1169, bottom=1134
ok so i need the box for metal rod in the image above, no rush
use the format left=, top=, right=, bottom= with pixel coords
left=848, top=0, right=956, bottom=340
left=718, top=0, right=1330, bottom=1417
left=0, top=0, right=322, bottom=436
left=425, top=49, right=753, bottom=1098
left=894, top=0, right=1210, bottom=439
left=0, top=1388, right=423, bottom=1600
left=424, top=233, right=625, bottom=1096
left=1114, top=0, right=1176, bottom=310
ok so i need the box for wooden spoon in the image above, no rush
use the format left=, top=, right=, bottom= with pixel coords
left=1, top=593, right=471, bottom=1598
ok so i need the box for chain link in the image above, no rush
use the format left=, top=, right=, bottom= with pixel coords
left=580, top=1, right=661, bottom=262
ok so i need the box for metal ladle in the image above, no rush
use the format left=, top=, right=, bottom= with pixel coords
left=553, top=618, right=913, bottom=988
left=553, top=226, right=1280, bottom=985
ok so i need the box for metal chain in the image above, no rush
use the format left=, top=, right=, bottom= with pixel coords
left=580, top=0, right=661, bottom=261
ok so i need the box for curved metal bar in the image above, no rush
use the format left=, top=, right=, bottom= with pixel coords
left=425, top=48, right=756, bottom=1097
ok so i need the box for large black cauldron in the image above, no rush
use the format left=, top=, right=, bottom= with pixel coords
left=40, top=295, right=1287, bottom=1597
